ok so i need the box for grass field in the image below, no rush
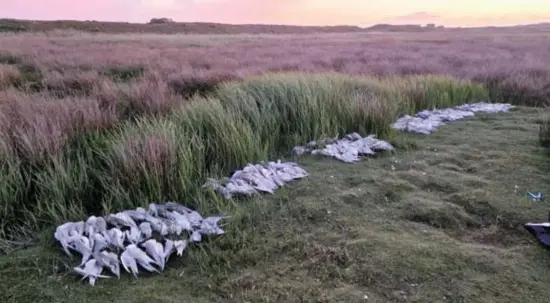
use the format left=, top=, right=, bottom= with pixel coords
left=1, top=29, right=549, bottom=105
left=0, top=72, right=489, bottom=238
left=2, top=107, right=550, bottom=302
left=2, top=24, right=550, bottom=302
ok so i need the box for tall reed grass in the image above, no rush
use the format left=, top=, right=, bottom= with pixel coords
left=0, top=73, right=488, bottom=239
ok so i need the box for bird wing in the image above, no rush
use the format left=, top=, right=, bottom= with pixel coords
left=114, top=230, right=125, bottom=249
left=165, top=202, right=193, bottom=214
left=173, top=212, right=193, bottom=231
left=128, top=245, right=157, bottom=264
left=120, top=250, right=139, bottom=277
left=144, top=242, right=164, bottom=270
left=187, top=211, right=203, bottom=226
left=115, top=213, right=138, bottom=228
left=73, top=266, right=90, bottom=278
left=139, top=222, right=152, bottom=238
left=154, top=242, right=166, bottom=270
left=91, top=261, right=111, bottom=279
left=190, top=230, right=202, bottom=242
left=154, top=242, right=165, bottom=262
left=164, top=239, right=175, bottom=262
left=174, top=240, right=188, bottom=256
left=74, top=238, right=93, bottom=266
left=54, top=230, right=74, bottom=257
left=73, top=221, right=85, bottom=235
left=137, top=260, right=159, bottom=273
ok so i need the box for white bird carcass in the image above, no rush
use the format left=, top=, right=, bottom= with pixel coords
left=174, top=240, right=188, bottom=256
left=54, top=221, right=84, bottom=257
left=124, top=227, right=142, bottom=245
left=163, top=239, right=176, bottom=263
left=74, top=259, right=110, bottom=286
left=108, top=228, right=125, bottom=250
left=139, top=222, right=153, bottom=239
left=94, top=251, right=121, bottom=279
left=166, top=211, right=193, bottom=233
left=141, top=239, right=166, bottom=271
left=203, top=160, right=309, bottom=199
left=295, top=133, right=394, bottom=163
left=54, top=201, right=226, bottom=286
left=67, top=233, right=93, bottom=266
left=121, top=244, right=159, bottom=276
left=392, top=102, right=514, bottom=135
left=199, top=216, right=226, bottom=236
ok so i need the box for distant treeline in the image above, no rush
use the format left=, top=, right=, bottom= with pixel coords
left=1, top=18, right=548, bottom=35
left=0, top=18, right=448, bottom=34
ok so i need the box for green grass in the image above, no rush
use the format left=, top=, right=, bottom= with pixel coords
left=103, top=65, right=145, bottom=82
left=538, top=115, right=550, bottom=148
left=2, top=107, right=550, bottom=302
left=0, top=73, right=489, bottom=237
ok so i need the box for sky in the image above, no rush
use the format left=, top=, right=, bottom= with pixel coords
left=2, top=0, right=550, bottom=27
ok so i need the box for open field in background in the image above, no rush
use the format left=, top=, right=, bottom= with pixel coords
left=1, top=29, right=549, bottom=105
left=2, top=26, right=550, bottom=302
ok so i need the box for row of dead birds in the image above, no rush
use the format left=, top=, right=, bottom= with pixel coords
left=392, top=102, right=515, bottom=135
left=292, top=132, right=395, bottom=163
left=54, top=202, right=227, bottom=286
left=55, top=102, right=512, bottom=286
left=202, top=160, right=308, bottom=199
left=204, top=103, right=506, bottom=194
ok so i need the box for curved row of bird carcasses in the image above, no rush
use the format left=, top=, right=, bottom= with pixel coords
left=54, top=102, right=514, bottom=285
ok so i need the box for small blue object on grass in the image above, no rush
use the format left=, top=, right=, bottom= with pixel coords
left=527, top=191, right=544, bottom=201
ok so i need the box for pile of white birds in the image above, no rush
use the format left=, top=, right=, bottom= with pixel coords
left=202, top=160, right=309, bottom=199
left=292, top=132, right=395, bottom=163
left=54, top=202, right=227, bottom=286
left=392, top=102, right=515, bottom=135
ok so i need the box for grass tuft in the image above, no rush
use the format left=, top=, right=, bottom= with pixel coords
left=16, top=63, right=44, bottom=92
left=104, top=65, right=145, bottom=82
left=167, top=73, right=239, bottom=98
left=0, top=64, right=21, bottom=88
left=0, top=52, right=21, bottom=65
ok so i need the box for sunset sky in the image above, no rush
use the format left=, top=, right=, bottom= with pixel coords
left=2, top=0, right=550, bottom=27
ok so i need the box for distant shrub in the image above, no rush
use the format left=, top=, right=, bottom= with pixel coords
left=168, top=73, right=239, bottom=98
left=43, top=70, right=103, bottom=97
left=86, top=27, right=101, bottom=33
left=16, top=63, right=44, bottom=91
left=0, top=19, right=27, bottom=32
left=104, top=65, right=145, bottom=81
left=0, top=52, right=21, bottom=65
left=116, top=73, right=177, bottom=118
left=148, top=18, right=175, bottom=24
left=0, top=64, right=21, bottom=88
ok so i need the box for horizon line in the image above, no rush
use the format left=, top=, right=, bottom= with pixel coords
left=2, top=17, right=549, bottom=29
